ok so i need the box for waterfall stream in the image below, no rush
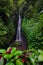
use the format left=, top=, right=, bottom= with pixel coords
left=16, top=14, right=21, bottom=41
left=15, top=14, right=27, bottom=50
left=10, top=13, right=27, bottom=50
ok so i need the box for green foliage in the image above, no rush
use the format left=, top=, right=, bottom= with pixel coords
left=0, top=18, right=15, bottom=48
left=6, top=62, right=14, bottom=65
left=0, top=47, right=23, bottom=65
left=0, top=49, right=6, bottom=53
left=14, top=51, right=22, bottom=56
left=11, top=47, right=16, bottom=53
left=21, top=0, right=43, bottom=19
left=0, top=47, right=43, bottom=65
left=3, top=47, right=22, bottom=60
left=22, top=13, right=43, bottom=49
left=4, top=54, right=13, bottom=60
left=0, top=0, right=15, bottom=16
left=0, top=0, right=15, bottom=48
left=38, top=50, right=43, bottom=62
left=38, top=54, right=43, bottom=62
left=16, top=59, right=23, bottom=65
left=18, top=0, right=25, bottom=7
left=24, top=49, right=43, bottom=65
left=0, top=18, right=8, bottom=35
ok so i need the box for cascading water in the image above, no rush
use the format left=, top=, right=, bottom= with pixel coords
left=16, top=14, right=21, bottom=41
left=15, top=13, right=27, bottom=50
left=11, top=13, right=27, bottom=50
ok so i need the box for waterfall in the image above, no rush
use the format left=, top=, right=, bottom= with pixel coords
left=16, top=14, right=21, bottom=41
left=14, top=13, right=27, bottom=50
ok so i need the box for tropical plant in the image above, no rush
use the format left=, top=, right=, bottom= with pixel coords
left=0, top=47, right=43, bottom=65
left=0, top=47, right=23, bottom=65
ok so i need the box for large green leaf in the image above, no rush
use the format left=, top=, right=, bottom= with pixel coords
left=38, top=54, right=43, bottom=62
left=30, top=57, right=37, bottom=65
left=16, top=60, right=23, bottom=65
left=6, top=62, right=14, bottom=65
left=4, top=54, right=13, bottom=60
left=0, top=49, right=6, bottom=53
left=14, top=51, right=22, bottom=56
left=11, top=47, right=16, bottom=53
